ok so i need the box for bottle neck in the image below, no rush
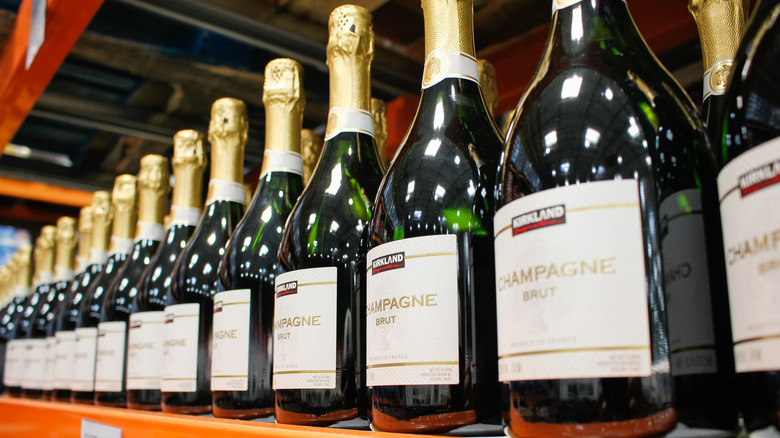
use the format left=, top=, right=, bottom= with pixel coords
left=54, top=243, right=75, bottom=274
left=261, top=103, right=304, bottom=178
left=550, top=0, right=638, bottom=58
left=77, top=227, right=92, bottom=265
left=205, top=138, right=246, bottom=206
left=172, top=165, right=203, bottom=210
left=421, top=0, right=479, bottom=89
left=325, top=56, right=375, bottom=141
left=91, top=215, right=112, bottom=254
left=138, top=187, right=166, bottom=226
left=690, top=0, right=749, bottom=101
left=111, top=205, right=137, bottom=242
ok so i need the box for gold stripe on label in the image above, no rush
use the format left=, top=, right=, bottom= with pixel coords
left=499, top=345, right=650, bottom=360
left=405, top=252, right=457, bottom=260
left=162, top=378, right=197, bottom=381
left=495, top=224, right=512, bottom=238
left=221, top=301, right=250, bottom=307
left=566, top=203, right=640, bottom=213
left=213, top=375, right=248, bottom=378
left=298, top=281, right=337, bottom=287
left=719, top=184, right=740, bottom=202
left=671, top=344, right=716, bottom=354
left=273, top=370, right=336, bottom=375
left=733, top=333, right=780, bottom=345
left=173, top=314, right=199, bottom=318
left=96, top=380, right=122, bottom=383
left=367, top=361, right=459, bottom=369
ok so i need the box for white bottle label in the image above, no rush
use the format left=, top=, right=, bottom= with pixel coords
left=43, top=336, right=57, bottom=391
left=206, top=179, right=246, bottom=206
left=72, top=327, right=98, bottom=391
left=211, top=289, right=251, bottom=391
left=660, top=189, right=718, bottom=376
left=162, top=303, right=200, bottom=392
left=494, top=179, right=652, bottom=381
left=135, top=221, right=165, bottom=243
left=366, top=234, right=460, bottom=386
left=126, top=311, right=165, bottom=390
left=3, top=339, right=24, bottom=386
left=324, top=107, right=376, bottom=140
left=273, top=267, right=337, bottom=390
left=260, top=150, right=304, bottom=178
left=94, top=321, right=127, bottom=392
left=169, top=205, right=202, bottom=229
left=22, top=338, right=47, bottom=389
left=717, top=137, right=780, bottom=373
left=54, top=330, right=77, bottom=390
left=421, top=50, right=479, bottom=89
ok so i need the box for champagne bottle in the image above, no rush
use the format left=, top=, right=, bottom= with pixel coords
left=715, top=0, right=780, bottom=431
left=41, top=217, right=78, bottom=399
left=301, top=129, right=323, bottom=186
left=163, top=98, right=247, bottom=415
left=477, top=59, right=499, bottom=118
left=72, top=177, right=136, bottom=404
left=128, top=130, right=206, bottom=410
left=495, top=0, right=727, bottom=435
left=2, top=248, right=32, bottom=396
left=371, top=98, right=388, bottom=164
left=52, top=206, right=93, bottom=402
left=366, top=0, right=502, bottom=432
left=274, top=5, right=384, bottom=426
left=95, top=156, right=169, bottom=407
left=689, top=0, right=750, bottom=131
left=20, top=225, right=56, bottom=399
left=213, top=59, right=305, bottom=419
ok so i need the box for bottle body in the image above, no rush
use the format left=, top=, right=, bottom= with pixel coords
left=51, top=270, right=86, bottom=401
left=72, top=253, right=127, bottom=404
left=495, top=1, right=728, bottom=435
left=163, top=200, right=244, bottom=414
left=2, top=294, right=29, bottom=396
left=717, top=1, right=780, bottom=431
left=19, top=282, right=53, bottom=399
left=127, top=222, right=197, bottom=410
left=95, top=238, right=162, bottom=407
left=214, top=171, right=303, bottom=419
left=367, top=74, right=502, bottom=432
left=275, top=132, right=383, bottom=426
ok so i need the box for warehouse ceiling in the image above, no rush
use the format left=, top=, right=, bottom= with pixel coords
left=0, top=0, right=704, bottom=195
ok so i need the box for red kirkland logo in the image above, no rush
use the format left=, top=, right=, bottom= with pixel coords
left=276, top=281, right=298, bottom=298
left=372, top=252, right=405, bottom=275
left=512, top=205, right=566, bottom=236
left=130, top=321, right=142, bottom=329
left=213, top=301, right=223, bottom=314
left=165, top=314, right=174, bottom=324
left=740, top=159, right=780, bottom=197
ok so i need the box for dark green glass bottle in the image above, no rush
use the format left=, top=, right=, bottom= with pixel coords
left=496, top=0, right=736, bottom=436
left=714, top=0, right=780, bottom=432
left=94, top=156, right=168, bottom=407
left=213, top=58, right=305, bottom=420
left=365, top=0, right=502, bottom=433
left=162, top=98, right=247, bottom=415
left=51, top=205, right=93, bottom=402
left=127, top=130, right=206, bottom=411
left=274, top=4, right=384, bottom=427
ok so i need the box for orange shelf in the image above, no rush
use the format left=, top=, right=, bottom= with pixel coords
left=0, top=397, right=423, bottom=438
